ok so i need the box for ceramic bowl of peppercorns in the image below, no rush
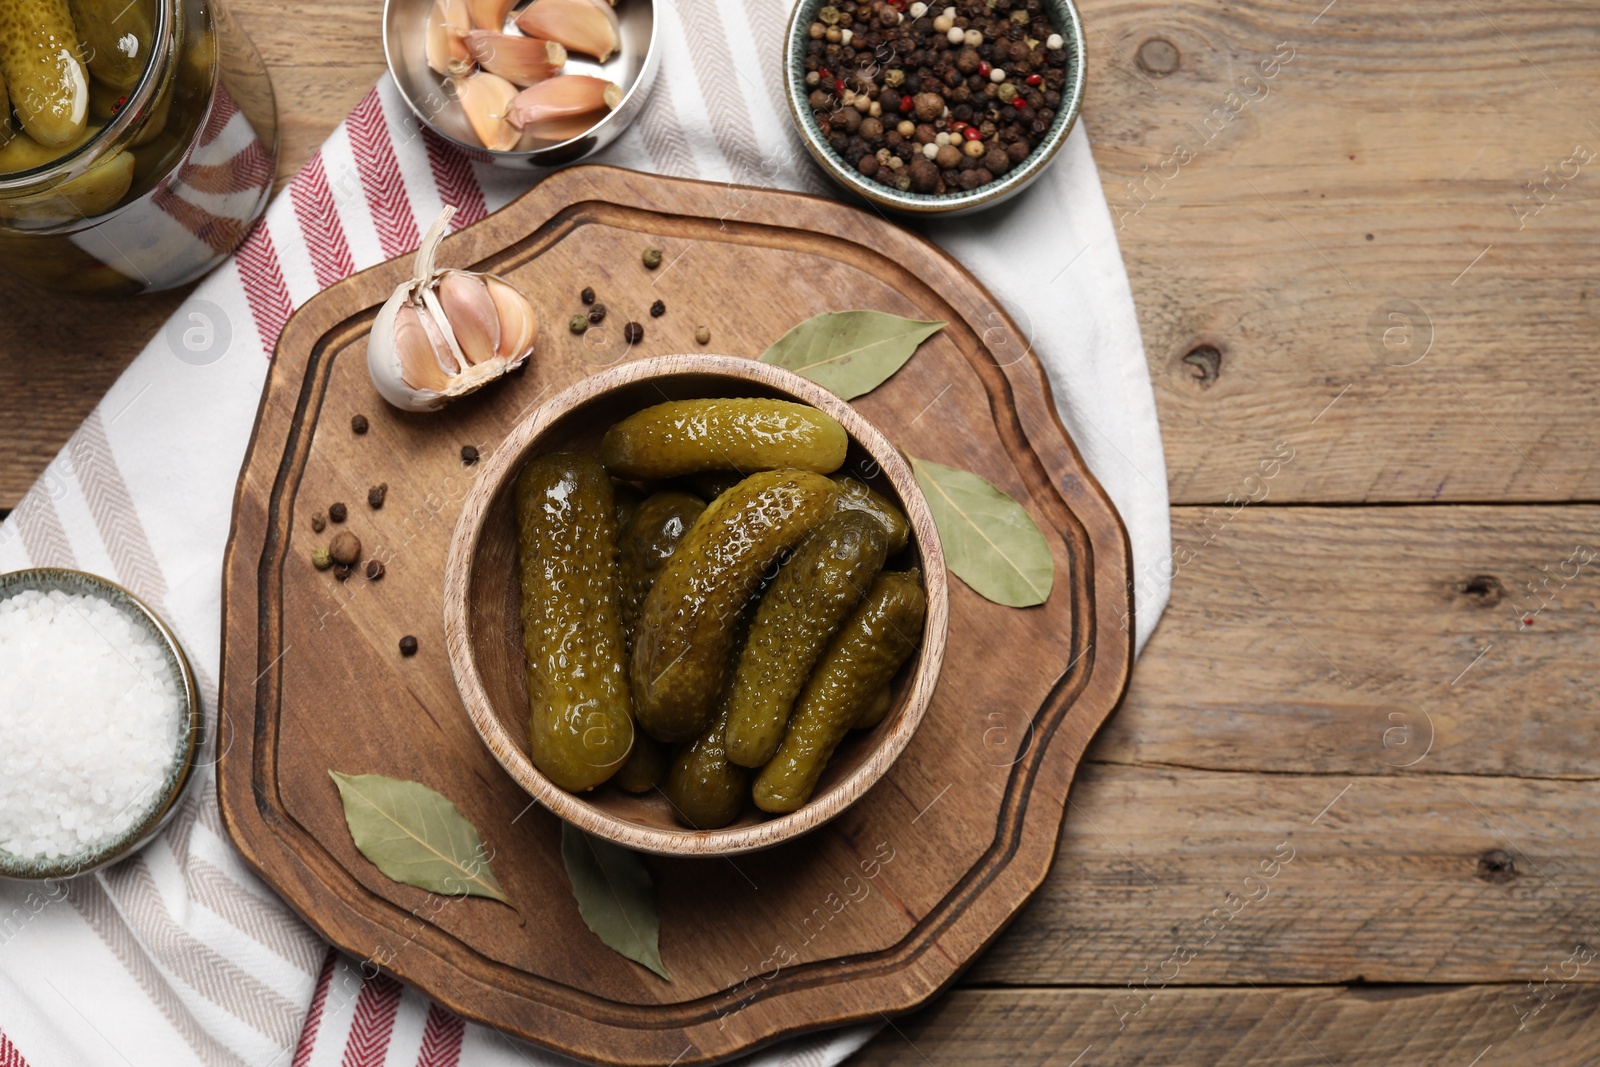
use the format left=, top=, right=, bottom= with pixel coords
left=785, top=0, right=1085, bottom=214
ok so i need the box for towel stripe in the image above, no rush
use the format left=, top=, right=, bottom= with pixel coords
left=235, top=223, right=295, bottom=359
left=422, top=126, right=488, bottom=229
left=291, top=153, right=358, bottom=289
left=348, top=91, right=421, bottom=259
left=291, top=950, right=339, bottom=1067
left=68, top=412, right=169, bottom=607
left=414, top=1003, right=465, bottom=1067
left=339, top=975, right=403, bottom=1067
left=0, top=1031, right=30, bottom=1067
left=8, top=484, right=75, bottom=568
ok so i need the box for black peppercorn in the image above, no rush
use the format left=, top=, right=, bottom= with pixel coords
left=329, top=502, right=347, bottom=524
left=623, top=322, right=645, bottom=344
left=368, top=483, right=387, bottom=509
left=334, top=563, right=353, bottom=581
left=461, top=444, right=480, bottom=466
left=588, top=303, right=607, bottom=324
left=366, top=559, right=385, bottom=581
left=650, top=299, right=665, bottom=317
left=351, top=414, right=368, bottom=435
left=399, top=635, right=418, bottom=657
left=581, top=286, right=595, bottom=304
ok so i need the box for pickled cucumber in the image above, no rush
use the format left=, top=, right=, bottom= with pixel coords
left=851, top=685, right=892, bottom=731
left=613, top=482, right=642, bottom=529
left=0, top=69, right=12, bottom=145
left=0, top=119, right=92, bottom=171
left=611, top=732, right=670, bottom=793
left=724, top=512, right=887, bottom=768
left=753, top=570, right=926, bottom=813
left=631, top=469, right=839, bottom=742
left=831, top=475, right=909, bottom=554
left=678, top=470, right=743, bottom=501
left=665, top=690, right=749, bottom=829
left=516, top=452, right=635, bottom=792
left=69, top=0, right=150, bottom=92
left=617, top=490, right=704, bottom=653
left=0, top=0, right=89, bottom=147
left=600, top=398, right=848, bottom=480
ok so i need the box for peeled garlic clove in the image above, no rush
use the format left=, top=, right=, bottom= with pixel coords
left=486, top=276, right=537, bottom=360
left=513, top=0, right=620, bottom=62
left=452, top=71, right=521, bottom=151
left=463, top=31, right=566, bottom=86
left=505, top=75, right=622, bottom=140
left=426, top=0, right=473, bottom=76
left=465, top=0, right=515, bottom=31
left=368, top=206, right=539, bottom=412
left=438, top=270, right=500, bottom=365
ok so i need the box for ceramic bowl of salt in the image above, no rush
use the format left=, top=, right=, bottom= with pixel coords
left=0, top=569, right=201, bottom=881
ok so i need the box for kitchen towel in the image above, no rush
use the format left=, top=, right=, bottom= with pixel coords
left=0, top=3, right=1171, bottom=1063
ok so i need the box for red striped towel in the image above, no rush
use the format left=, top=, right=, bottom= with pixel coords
left=0, top=7, right=1169, bottom=1058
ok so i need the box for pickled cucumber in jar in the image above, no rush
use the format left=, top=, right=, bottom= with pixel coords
left=0, top=0, right=89, bottom=147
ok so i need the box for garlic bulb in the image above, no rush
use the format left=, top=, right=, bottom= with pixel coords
left=367, top=206, right=537, bottom=412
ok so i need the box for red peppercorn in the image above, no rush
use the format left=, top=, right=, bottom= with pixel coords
left=1012, top=96, right=1027, bottom=108
left=835, top=79, right=846, bottom=94
left=978, top=61, right=991, bottom=77
left=950, top=121, right=967, bottom=132
left=899, top=94, right=914, bottom=113
left=819, top=67, right=831, bottom=80
left=1026, top=74, right=1042, bottom=87
left=963, top=126, right=983, bottom=140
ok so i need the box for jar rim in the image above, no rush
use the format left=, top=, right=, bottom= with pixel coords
left=0, top=0, right=179, bottom=193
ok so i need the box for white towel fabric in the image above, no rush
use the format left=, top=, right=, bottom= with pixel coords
left=0, top=1, right=1170, bottom=1062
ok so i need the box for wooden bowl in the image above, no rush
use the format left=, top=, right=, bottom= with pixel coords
left=444, top=355, right=948, bottom=855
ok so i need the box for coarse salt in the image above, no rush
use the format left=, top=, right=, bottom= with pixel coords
left=0, top=588, right=184, bottom=862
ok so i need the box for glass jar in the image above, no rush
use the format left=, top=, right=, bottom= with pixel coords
left=0, top=0, right=277, bottom=295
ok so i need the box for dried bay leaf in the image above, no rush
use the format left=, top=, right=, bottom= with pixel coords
left=910, top=456, right=1054, bottom=608
left=560, top=824, right=671, bottom=980
left=759, top=310, right=945, bottom=399
left=330, top=771, right=511, bottom=906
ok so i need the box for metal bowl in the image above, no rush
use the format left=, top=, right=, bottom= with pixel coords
left=383, top=0, right=659, bottom=168
left=0, top=569, right=201, bottom=882
left=783, top=0, right=1086, bottom=215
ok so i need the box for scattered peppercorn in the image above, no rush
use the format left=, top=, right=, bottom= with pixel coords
left=461, top=444, right=480, bottom=466
left=330, top=530, right=362, bottom=566
left=329, top=502, right=348, bottom=524
left=366, top=559, right=386, bottom=581
left=569, top=313, right=588, bottom=334
left=312, top=546, right=332, bottom=570
left=351, top=413, right=369, bottom=435
left=580, top=286, right=595, bottom=305
left=588, top=303, right=607, bottom=325
left=695, top=325, right=711, bottom=345
left=399, top=635, right=419, bottom=657
left=649, top=299, right=666, bottom=317
left=623, top=321, right=644, bottom=344
left=311, top=512, right=326, bottom=533
left=368, top=483, right=387, bottom=509
left=642, top=246, right=662, bottom=269
left=334, top=564, right=353, bottom=581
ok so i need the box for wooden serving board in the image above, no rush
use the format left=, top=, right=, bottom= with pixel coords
left=217, top=165, right=1133, bottom=1066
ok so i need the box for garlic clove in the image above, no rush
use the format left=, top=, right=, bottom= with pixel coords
left=465, top=0, right=516, bottom=31
left=393, top=304, right=455, bottom=392
left=426, top=0, right=474, bottom=76
left=462, top=31, right=567, bottom=87
left=438, top=270, right=501, bottom=365
left=513, top=0, right=620, bottom=62
left=486, top=275, right=537, bottom=360
left=452, top=71, right=521, bottom=152
left=504, top=75, right=622, bottom=140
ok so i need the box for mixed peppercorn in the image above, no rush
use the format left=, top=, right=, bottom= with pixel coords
left=802, top=0, right=1070, bottom=195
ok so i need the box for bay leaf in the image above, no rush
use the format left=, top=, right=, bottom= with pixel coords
left=910, top=457, right=1054, bottom=608
left=330, top=771, right=510, bottom=905
left=560, top=824, right=671, bottom=981
left=759, top=310, right=945, bottom=399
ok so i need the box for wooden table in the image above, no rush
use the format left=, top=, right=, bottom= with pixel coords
left=5, top=0, right=1598, bottom=1061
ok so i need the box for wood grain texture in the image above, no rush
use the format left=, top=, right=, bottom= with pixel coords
left=215, top=166, right=1133, bottom=1065
left=849, top=985, right=1600, bottom=1065
left=444, top=356, right=951, bottom=856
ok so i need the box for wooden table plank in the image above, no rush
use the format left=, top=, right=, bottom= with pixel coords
left=849, top=986, right=1600, bottom=1065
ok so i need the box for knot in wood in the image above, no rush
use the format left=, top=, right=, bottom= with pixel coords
left=1136, top=37, right=1180, bottom=76
left=1182, top=345, right=1222, bottom=387
left=1456, top=574, right=1504, bottom=607
left=1476, top=849, right=1517, bottom=884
